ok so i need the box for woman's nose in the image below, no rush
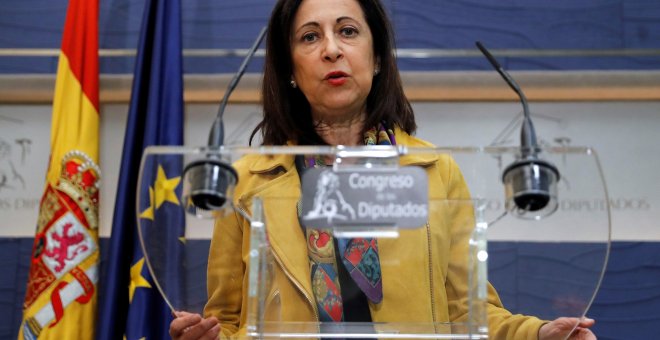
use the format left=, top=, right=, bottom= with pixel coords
left=322, top=36, right=343, bottom=62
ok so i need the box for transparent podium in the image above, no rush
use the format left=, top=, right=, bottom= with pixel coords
left=137, top=146, right=610, bottom=339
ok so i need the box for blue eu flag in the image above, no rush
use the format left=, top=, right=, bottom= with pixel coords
left=97, top=0, right=184, bottom=339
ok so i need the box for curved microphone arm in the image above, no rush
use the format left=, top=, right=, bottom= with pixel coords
left=208, top=26, right=267, bottom=149
left=476, top=41, right=538, bottom=157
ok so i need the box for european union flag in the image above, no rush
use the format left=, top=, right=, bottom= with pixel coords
left=97, top=0, right=184, bottom=339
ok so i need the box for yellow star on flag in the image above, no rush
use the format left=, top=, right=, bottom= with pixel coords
left=154, top=165, right=181, bottom=208
left=129, top=257, right=152, bottom=303
left=139, top=187, right=155, bottom=220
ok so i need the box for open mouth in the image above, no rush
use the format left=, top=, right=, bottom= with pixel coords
left=325, top=71, right=348, bottom=80
left=325, top=71, right=348, bottom=85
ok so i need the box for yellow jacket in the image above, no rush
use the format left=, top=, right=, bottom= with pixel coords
left=205, top=129, right=545, bottom=339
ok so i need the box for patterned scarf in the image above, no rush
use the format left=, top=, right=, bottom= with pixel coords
left=303, top=123, right=394, bottom=322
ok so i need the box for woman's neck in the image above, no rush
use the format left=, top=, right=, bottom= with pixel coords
left=312, top=108, right=366, bottom=146
left=313, top=113, right=365, bottom=146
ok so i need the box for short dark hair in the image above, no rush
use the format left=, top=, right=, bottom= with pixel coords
left=251, top=0, right=416, bottom=145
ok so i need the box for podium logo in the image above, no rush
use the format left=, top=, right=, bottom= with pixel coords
left=301, top=167, right=429, bottom=229
left=303, top=170, right=356, bottom=225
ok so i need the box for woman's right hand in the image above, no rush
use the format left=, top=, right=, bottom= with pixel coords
left=169, top=311, right=221, bottom=340
left=538, top=317, right=596, bottom=340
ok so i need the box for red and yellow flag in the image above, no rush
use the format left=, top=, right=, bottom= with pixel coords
left=19, top=0, right=100, bottom=339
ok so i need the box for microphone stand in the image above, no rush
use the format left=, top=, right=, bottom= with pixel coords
left=475, top=41, right=538, bottom=159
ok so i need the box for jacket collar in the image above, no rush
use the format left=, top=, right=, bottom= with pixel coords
left=247, top=127, right=439, bottom=174
left=395, top=127, right=439, bottom=167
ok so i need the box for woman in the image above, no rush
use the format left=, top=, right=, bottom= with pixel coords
left=171, top=0, right=596, bottom=339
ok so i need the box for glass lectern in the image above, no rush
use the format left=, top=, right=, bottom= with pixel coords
left=137, top=146, right=610, bottom=339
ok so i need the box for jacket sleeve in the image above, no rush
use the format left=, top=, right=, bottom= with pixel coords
left=442, top=156, right=546, bottom=339
left=204, top=207, right=251, bottom=338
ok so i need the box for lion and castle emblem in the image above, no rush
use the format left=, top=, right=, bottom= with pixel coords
left=22, top=150, right=100, bottom=336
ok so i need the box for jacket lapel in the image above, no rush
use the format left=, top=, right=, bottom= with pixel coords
left=237, top=155, right=315, bottom=303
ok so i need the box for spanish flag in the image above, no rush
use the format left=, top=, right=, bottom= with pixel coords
left=18, top=0, right=100, bottom=339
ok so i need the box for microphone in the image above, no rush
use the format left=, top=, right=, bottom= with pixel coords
left=476, top=41, right=560, bottom=219
left=182, top=27, right=267, bottom=214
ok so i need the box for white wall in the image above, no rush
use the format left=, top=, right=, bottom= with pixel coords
left=1, top=101, right=658, bottom=240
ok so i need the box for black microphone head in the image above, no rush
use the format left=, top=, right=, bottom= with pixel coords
left=182, top=158, right=238, bottom=216
left=502, top=156, right=560, bottom=220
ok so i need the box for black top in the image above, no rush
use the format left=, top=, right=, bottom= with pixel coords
left=333, top=237, right=372, bottom=322
left=294, top=155, right=373, bottom=323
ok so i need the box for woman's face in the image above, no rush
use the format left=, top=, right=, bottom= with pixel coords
left=290, top=0, right=377, bottom=121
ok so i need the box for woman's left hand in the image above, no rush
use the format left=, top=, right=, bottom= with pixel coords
left=538, top=317, right=596, bottom=340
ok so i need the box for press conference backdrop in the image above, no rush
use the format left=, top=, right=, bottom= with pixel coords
left=2, top=0, right=660, bottom=339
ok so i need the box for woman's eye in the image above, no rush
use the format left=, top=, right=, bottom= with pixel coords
left=302, top=33, right=318, bottom=42
left=340, top=27, right=357, bottom=37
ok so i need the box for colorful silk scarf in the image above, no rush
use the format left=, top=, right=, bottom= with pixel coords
left=304, top=123, right=394, bottom=322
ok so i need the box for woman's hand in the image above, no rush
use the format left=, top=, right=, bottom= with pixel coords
left=538, top=317, right=596, bottom=340
left=169, top=311, right=221, bottom=340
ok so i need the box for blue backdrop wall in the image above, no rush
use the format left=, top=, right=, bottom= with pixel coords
left=1, top=0, right=659, bottom=74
